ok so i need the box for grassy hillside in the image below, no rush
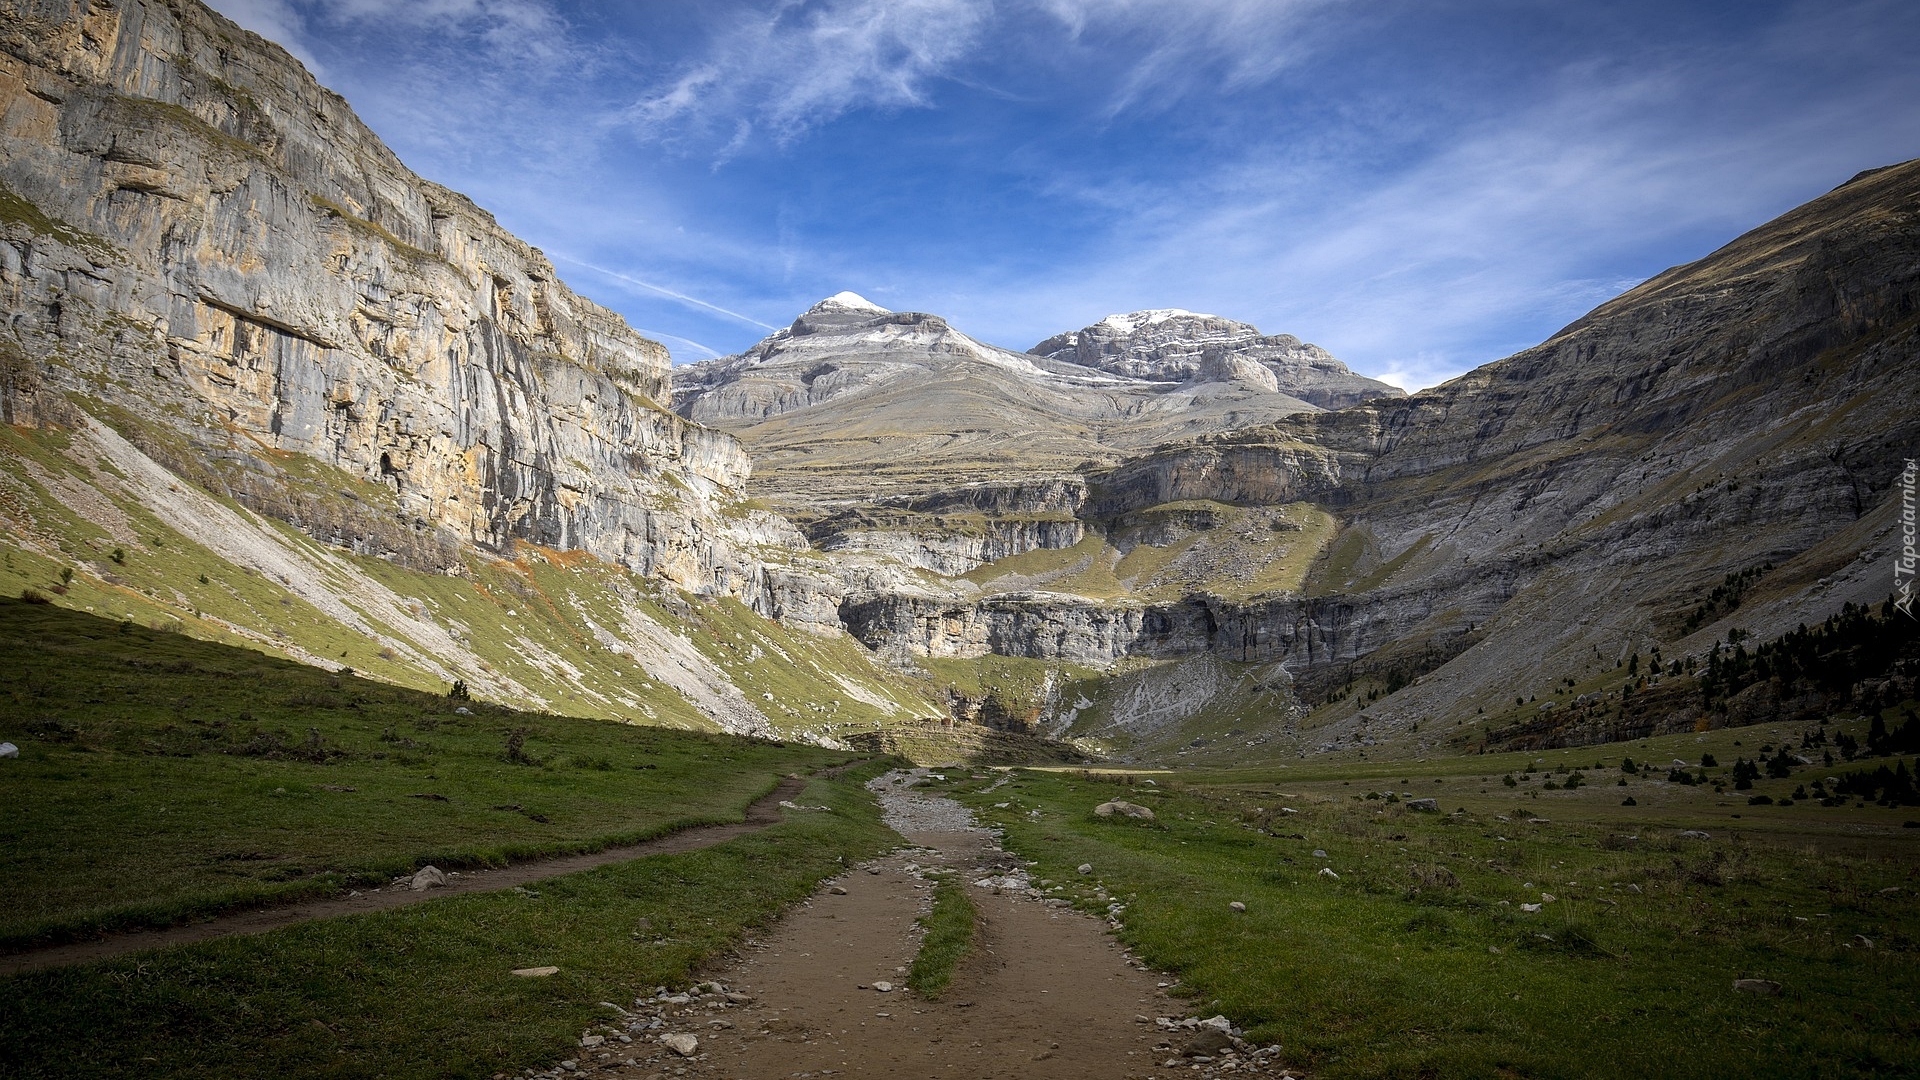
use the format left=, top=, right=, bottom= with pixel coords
left=959, top=499, right=1338, bottom=604
left=0, top=416, right=942, bottom=740
left=0, top=598, right=858, bottom=948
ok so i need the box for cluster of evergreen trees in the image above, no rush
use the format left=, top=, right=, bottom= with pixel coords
left=1680, top=563, right=1772, bottom=634
left=1697, top=600, right=1918, bottom=712
left=1830, top=759, right=1920, bottom=806
left=1866, top=709, right=1920, bottom=756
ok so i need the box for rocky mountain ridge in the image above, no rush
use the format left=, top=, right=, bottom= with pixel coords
left=668, top=293, right=1389, bottom=514
left=1029, top=308, right=1402, bottom=409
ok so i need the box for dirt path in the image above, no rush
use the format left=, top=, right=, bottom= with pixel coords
left=0, top=774, right=814, bottom=977
left=548, top=771, right=1293, bottom=1079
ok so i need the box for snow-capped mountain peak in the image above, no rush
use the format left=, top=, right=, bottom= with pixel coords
left=810, top=291, right=890, bottom=315
left=1096, top=308, right=1209, bottom=333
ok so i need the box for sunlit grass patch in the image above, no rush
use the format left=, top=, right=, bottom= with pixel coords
left=955, top=768, right=1920, bottom=1079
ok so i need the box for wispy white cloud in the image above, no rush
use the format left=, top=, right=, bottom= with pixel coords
left=207, top=0, right=1920, bottom=395
left=209, top=0, right=575, bottom=68
left=204, top=0, right=326, bottom=73
left=625, top=0, right=993, bottom=150
left=922, top=18, right=1920, bottom=392
left=1037, top=0, right=1336, bottom=115
left=550, top=254, right=781, bottom=332
left=316, top=0, right=572, bottom=61
left=634, top=331, right=726, bottom=362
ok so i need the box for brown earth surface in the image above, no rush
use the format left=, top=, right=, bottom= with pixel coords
left=550, top=775, right=1293, bottom=1080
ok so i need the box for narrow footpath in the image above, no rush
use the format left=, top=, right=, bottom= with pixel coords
left=537, top=771, right=1295, bottom=1080
left=0, top=774, right=813, bottom=976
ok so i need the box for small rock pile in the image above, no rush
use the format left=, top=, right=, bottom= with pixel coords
left=1146, top=1014, right=1291, bottom=1075
left=513, top=981, right=752, bottom=1078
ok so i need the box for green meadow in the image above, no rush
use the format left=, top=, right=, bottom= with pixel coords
left=943, top=749, right=1919, bottom=1080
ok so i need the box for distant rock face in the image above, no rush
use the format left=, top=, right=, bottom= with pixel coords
left=669, top=296, right=1345, bottom=515
left=1029, top=309, right=1404, bottom=409
left=671, top=292, right=1006, bottom=424
left=0, top=0, right=769, bottom=595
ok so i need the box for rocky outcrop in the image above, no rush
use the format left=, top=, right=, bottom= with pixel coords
left=1029, top=309, right=1404, bottom=409
left=835, top=581, right=1481, bottom=690
left=1086, top=438, right=1352, bottom=517
left=816, top=517, right=1083, bottom=577
left=0, top=0, right=764, bottom=595
left=889, top=477, right=1090, bottom=517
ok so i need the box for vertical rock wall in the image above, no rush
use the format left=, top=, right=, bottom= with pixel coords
left=0, top=0, right=762, bottom=593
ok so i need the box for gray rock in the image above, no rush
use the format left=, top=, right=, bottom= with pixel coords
left=1406, top=797, right=1440, bottom=812
left=1733, top=979, right=1782, bottom=996
left=1093, top=800, right=1156, bottom=820
left=1078, top=863, right=1094, bottom=874
left=1183, top=1028, right=1234, bottom=1056
left=1229, top=901, right=1247, bottom=912
left=1676, top=830, right=1712, bottom=841
left=0, top=742, right=17, bottom=758
left=660, top=1033, right=698, bottom=1057
left=410, top=866, right=448, bottom=890
left=872, top=980, right=894, bottom=992
left=1029, top=310, right=1401, bottom=410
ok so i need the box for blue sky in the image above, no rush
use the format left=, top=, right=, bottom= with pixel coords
left=207, top=0, right=1920, bottom=390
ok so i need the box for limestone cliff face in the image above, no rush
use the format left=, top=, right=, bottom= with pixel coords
left=0, top=0, right=763, bottom=594
left=816, top=518, right=1084, bottom=578
left=1062, top=161, right=1920, bottom=749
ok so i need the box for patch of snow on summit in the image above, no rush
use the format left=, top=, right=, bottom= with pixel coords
left=812, top=291, right=890, bottom=314
left=1097, top=308, right=1209, bottom=333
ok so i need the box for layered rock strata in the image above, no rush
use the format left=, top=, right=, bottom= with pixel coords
left=0, top=0, right=774, bottom=596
